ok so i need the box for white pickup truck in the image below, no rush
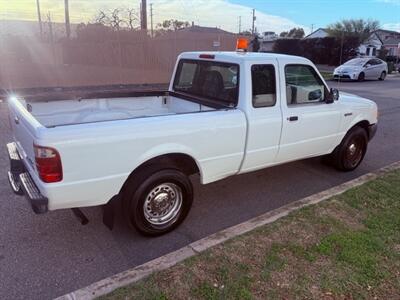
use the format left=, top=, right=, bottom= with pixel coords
left=7, top=50, right=378, bottom=236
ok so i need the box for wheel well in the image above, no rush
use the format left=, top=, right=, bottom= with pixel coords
left=119, top=153, right=200, bottom=195
left=351, top=120, right=370, bottom=137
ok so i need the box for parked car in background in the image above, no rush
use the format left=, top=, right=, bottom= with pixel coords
left=333, top=58, right=388, bottom=81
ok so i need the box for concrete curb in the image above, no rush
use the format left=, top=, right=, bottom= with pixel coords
left=55, top=161, right=400, bottom=300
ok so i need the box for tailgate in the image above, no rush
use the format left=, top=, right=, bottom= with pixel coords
left=8, top=97, right=43, bottom=170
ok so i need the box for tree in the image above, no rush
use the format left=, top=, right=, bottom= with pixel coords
left=109, top=9, right=123, bottom=30
left=326, top=19, right=380, bottom=43
left=92, top=8, right=139, bottom=31
left=280, top=27, right=305, bottom=39
left=378, top=46, right=388, bottom=60
left=125, top=8, right=139, bottom=31
left=157, top=19, right=190, bottom=31
left=93, top=10, right=108, bottom=26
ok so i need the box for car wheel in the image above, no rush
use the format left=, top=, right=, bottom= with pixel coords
left=379, top=71, right=386, bottom=81
left=331, top=126, right=368, bottom=172
left=357, top=72, right=365, bottom=82
left=123, top=167, right=193, bottom=236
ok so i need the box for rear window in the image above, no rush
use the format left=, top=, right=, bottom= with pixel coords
left=173, top=59, right=239, bottom=106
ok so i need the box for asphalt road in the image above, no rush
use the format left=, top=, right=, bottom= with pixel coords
left=0, top=76, right=399, bottom=300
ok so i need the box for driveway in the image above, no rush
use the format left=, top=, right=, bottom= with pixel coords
left=0, top=77, right=399, bottom=300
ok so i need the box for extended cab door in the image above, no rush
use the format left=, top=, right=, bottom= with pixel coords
left=240, top=61, right=282, bottom=172
left=276, top=63, right=342, bottom=163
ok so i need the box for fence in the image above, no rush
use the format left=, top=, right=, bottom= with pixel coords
left=0, top=28, right=239, bottom=90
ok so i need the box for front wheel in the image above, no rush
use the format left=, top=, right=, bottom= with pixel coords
left=124, top=168, right=193, bottom=236
left=357, top=72, right=365, bottom=82
left=331, top=126, right=368, bottom=171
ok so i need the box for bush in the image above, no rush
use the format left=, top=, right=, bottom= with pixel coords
left=273, top=36, right=359, bottom=66
left=388, top=62, right=394, bottom=74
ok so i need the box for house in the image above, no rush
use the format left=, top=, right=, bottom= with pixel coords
left=304, top=28, right=328, bottom=39
left=384, top=38, right=400, bottom=57
left=177, top=25, right=233, bottom=35
left=259, top=31, right=278, bottom=52
left=359, top=29, right=400, bottom=57
left=261, top=31, right=278, bottom=41
left=304, top=27, right=399, bottom=58
left=358, top=32, right=383, bottom=56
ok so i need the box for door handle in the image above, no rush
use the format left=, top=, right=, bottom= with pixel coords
left=14, top=116, right=20, bottom=125
left=287, top=116, right=298, bottom=122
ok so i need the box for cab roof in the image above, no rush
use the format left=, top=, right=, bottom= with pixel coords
left=179, top=51, right=310, bottom=64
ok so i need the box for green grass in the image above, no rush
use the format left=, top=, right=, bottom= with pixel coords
left=320, top=71, right=333, bottom=81
left=100, top=169, right=400, bottom=300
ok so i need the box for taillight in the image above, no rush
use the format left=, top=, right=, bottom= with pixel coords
left=33, top=144, right=63, bottom=183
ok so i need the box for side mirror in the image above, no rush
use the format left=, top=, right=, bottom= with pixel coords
left=326, top=88, right=339, bottom=104
left=364, top=64, right=371, bottom=68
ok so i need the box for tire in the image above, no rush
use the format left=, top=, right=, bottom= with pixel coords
left=357, top=72, right=365, bottom=82
left=379, top=71, right=386, bottom=81
left=123, top=167, right=193, bottom=236
left=331, top=126, right=368, bottom=172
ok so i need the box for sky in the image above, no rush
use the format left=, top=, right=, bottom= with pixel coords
left=0, top=0, right=399, bottom=34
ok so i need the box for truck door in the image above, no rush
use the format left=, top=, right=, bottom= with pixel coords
left=240, top=62, right=282, bottom=173
left=276, top=64, right=342, bottom=163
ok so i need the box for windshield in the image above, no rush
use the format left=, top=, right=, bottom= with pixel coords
left=344, top=58, right=368, bottom=66
left=173, top=59, right=239, bottom=106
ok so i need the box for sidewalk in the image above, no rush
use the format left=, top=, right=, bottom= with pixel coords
left=101, top=168, right=400, bottom=300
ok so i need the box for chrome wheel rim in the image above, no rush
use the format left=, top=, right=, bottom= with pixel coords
left=346, top=137, right=363, bottom=168
left=143, top=183, right=182, bottom=226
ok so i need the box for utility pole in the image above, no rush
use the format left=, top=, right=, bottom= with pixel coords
left=47, top=12, right=53, bottom=42
left=64, top=0, right=71, bottom=38
left=251, top=9, right=256, bottom=35
left=150, top=3, right=154, bottom=37
left=141, top=0, right=148, bottom=30
left=238, top=16, right=241, bottom=34
left=311, top=23, right=315, bottom=34
left=36, top=0, right=43, bottom=37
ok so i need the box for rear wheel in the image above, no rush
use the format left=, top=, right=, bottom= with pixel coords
left=379, top=71, right=386, bottom=81
left=123, top=167, right=193, bottom=236
left=331, top=126, right=368, bottom=171
left=357, top=72, right=365, bottom=82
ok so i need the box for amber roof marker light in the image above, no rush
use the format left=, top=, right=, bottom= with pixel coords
left=236, top=38, right=249, bottom=52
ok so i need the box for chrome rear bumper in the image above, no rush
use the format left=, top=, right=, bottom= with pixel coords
left=7, top=142, right=48, bottom=214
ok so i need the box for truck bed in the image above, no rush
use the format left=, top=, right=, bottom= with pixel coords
left=23, top=93, right=215, bottom=128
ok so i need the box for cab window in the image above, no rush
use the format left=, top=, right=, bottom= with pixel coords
left=285, top=64, right=326, bottom=105
left=173, top=59, right=239, bottom=107
left=251, top=65, right=276, bottom=108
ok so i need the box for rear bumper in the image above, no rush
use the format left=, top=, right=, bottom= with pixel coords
left=368, top=124, right=378, bottom=141
left=6, top=142, right=48, bottom=214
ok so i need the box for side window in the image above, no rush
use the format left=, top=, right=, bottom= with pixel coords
left=285, top=65, right=326, bottom=105
left=251, top=65, right=276, bottom=108
left=175, top=62, right=197, bottom=89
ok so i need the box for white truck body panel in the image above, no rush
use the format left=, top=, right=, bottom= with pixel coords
left=7, top=51, right=378, bottom=212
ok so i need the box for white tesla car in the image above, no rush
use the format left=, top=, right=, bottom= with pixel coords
left=333, top=58, right=388, bottom=81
